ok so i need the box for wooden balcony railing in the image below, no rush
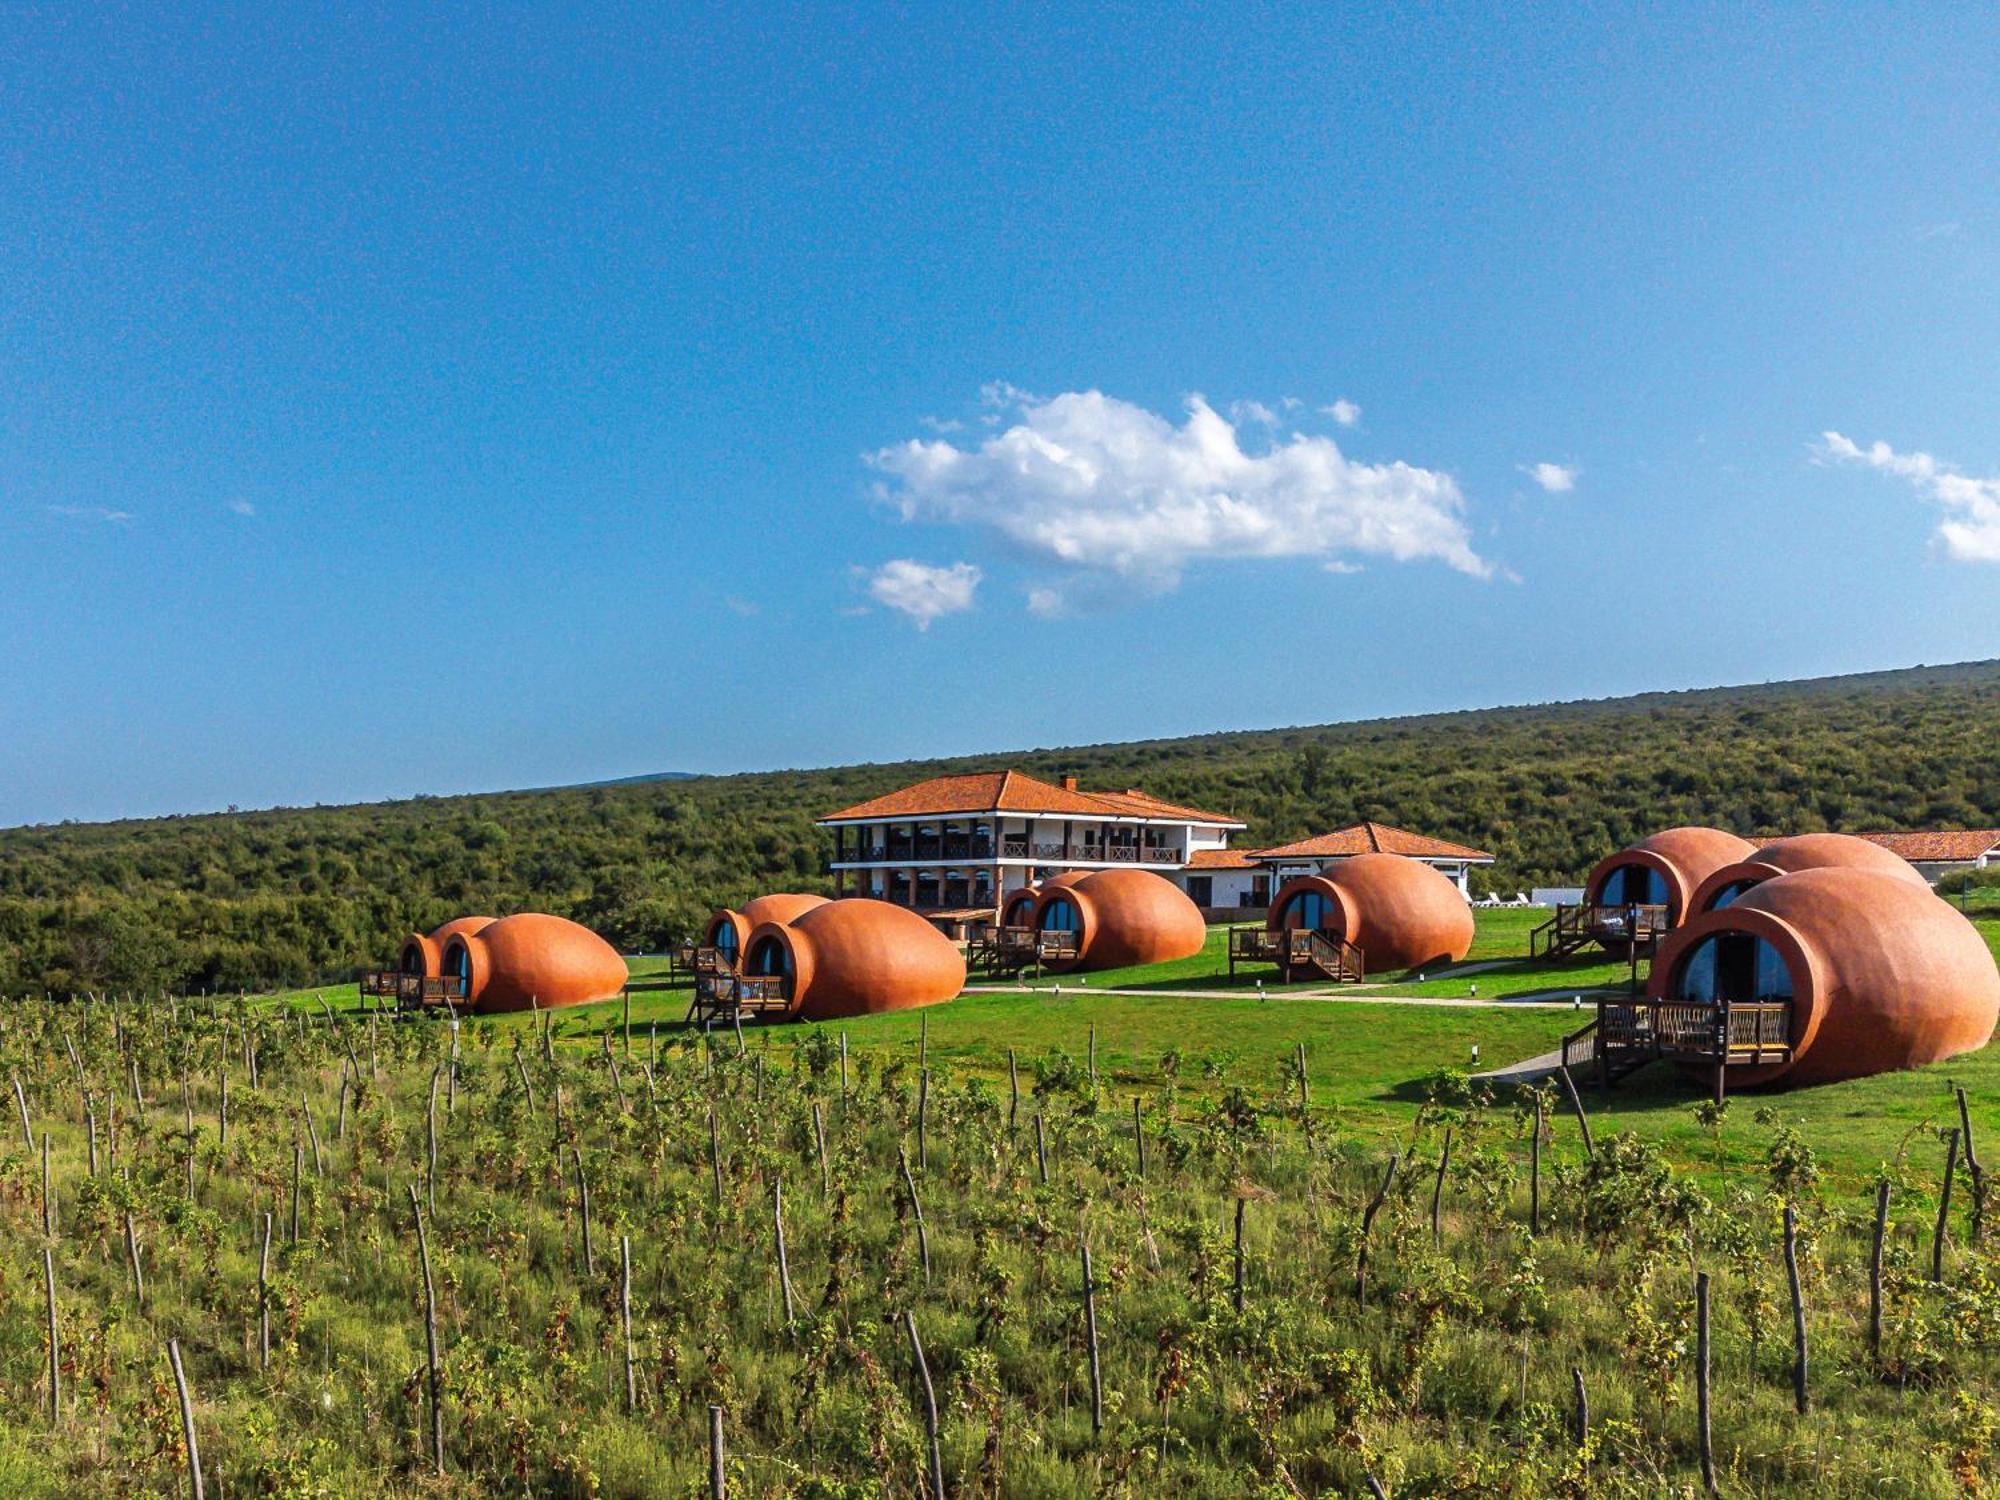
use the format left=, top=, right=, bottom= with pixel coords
left=358, top=972, right=467, bottom=1011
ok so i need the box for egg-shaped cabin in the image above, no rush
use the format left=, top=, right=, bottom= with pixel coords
left=703, top=893, right=829, bottom=970
left=439, top=913, right=629, bottom=1015
left=397, top=916, right=498, bottom=978
left=1029, top=868, right=1206, bottom=973
left=1582, top=826, right=1757, bottom=953
left=739, top=899, right=966, bottom=1021
left=998, top=884, right=1043, bottom=929
left=1266, top=853, right=1474, bottom=978
left=1687, top=832, right=1927, bottom=915
left=1645, top=867, right=1999, bottom=1089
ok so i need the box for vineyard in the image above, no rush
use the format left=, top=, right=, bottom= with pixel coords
left=1, top=991, right=1996, bottom=1497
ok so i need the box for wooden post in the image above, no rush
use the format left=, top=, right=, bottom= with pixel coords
left=1934, top=1127, right=1961, bottom=1281
left=86, top=1107, right=98, bottom=1177
left=514, top=1048, right=537, bottom=1117
left=167, top=1338, right=205, bottom=1500
left=622, top=988, right=631, bottom=1059
left=916, top=1068, right=929, bottom=1173
left=13, top=1072, right=33, bottom=1149
left=1133, top=1096, right=1146, bottom=1178
left=620, top=1234, right=637, bottom=1413
left=1571, top=1365, right=1589, bottom=1448
left=1296, top=1041, right=1308, bottom=1113
left=1783, top=1201, right=1808, bottom=1416
left=301, top=1092, right=325, bottom=1177
left=1556, top=1064, right=1595, bottom=1159
left=1033, top=1113, right=1049, bottom=1185
left=42, top=1246, right=59, bottom=1427
left=1232, top=1195, right=1248, bottom=1314
left=41, top=1132, right=54, bottom=1238
left=1007, top=1048, right=1020, bottom=1131
left=1356, top=1153, right=1400, bottom=1306
left=1081, top=1241, right=1103, bottom=1440
left=1529, top=1096, right=1543, bottom=1236
left=573, top=1148, right=595, bottom=1277
left=898, top=1147, right=931, bottom=1280
left=773, top=1177, right=798, bottom=1331
left=408, top=1185, right=445, bottom=1477
left=289, top=1142, right=302, bottom=1243
left=1430, top=1128, right=1452, bottom=1246
left=905, top=1311, right=946, bottom=1500
left=125, top=1212, right=144, bottom=1313
left=708, top=1108, right=724, bottom=1207
left=425, top=1067, right=441, bottom=1215
left=812, top=1101, right=830, bottom=1198
left=1957, top=1086, right=1984, bottom=1244
left=1695, top=1271, right=1715, bottom=1495
left=1870, top=1178, right=1890, bottom=1357
left=258, top=1212, right=272, bottom=1371
left=839, top=1031, right=849, bottom=1104
left=707, top=1404, right=726, bottom=1500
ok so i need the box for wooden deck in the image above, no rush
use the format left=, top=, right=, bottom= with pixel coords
left=1563, top=996, right=1792, bottom=1100
left=1530, top=902, right=1670, bottom=959
left=1227, top=927, right=1365, bottom=983
left=358, top=972, right=467, bottom=1015
left=684, top=971, right=791, bottom=1027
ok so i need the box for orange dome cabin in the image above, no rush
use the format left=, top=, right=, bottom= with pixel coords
left=1027, top=869, right=1206, bottom=974
left=364, top=916, right=497, bottom=1012
left=693, top=893, right=829, bottom=977
left=970, top=884, right=1048, bottom=976
left=438, top=913, right=629, bottom=1016
left=1687, top=832, right=1928, bottom=914
left=728, top=899, right=966, bottom=1022
left=1536, top=827, right=1757, bottom=959
left=1577, top=867, right=2000, bottom=1097
left=1238, top=853, right=1473, bottom=981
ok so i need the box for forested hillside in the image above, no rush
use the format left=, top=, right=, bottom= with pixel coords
left=2, top=660, right=1995, bottom=995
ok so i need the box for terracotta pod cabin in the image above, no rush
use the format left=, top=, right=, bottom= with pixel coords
left=398, top=916, right=499, bottom=979
left=438, top=912, right=629, bottom=1015
left=702, top=893, right=829, bottom=968
left=1582, top=826, right=1757, bottom=951
left=1647, top=867, right=2000, bottom=1087
left=1686, top=832, right=1928, bottom=915
left=738, top=898, right=966, bottom=1021
left=1265, top=852, right=1474, bottom=978
left=1028, top=869, right=1206, bottom=973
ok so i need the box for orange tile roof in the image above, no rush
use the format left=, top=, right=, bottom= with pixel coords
left=819, top=768, right=1244, bottom=826
left=1854, top=830, right=2000, bottom=862
left=1252, top=821, right=1493, bottom=862
left=1185, top=848, right=1260, bottom=870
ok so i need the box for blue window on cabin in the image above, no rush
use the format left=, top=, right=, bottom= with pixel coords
left=1673, top=933, right=1793, bottom=1005
left=401, top=944, right=424, bottom=975
left=1598, top=864, right=1670, bottom=907
left=747, top=936, right=791, bottom=979
left=1040, top=899, right=1081, bottom=933
left=1285, top=890, right=1332, bottom=929
left=713, top=923, right=738, bottom=960
left=447, top=943, right=472, bottom=990
left=1707, top=879, right=1756, bottom=911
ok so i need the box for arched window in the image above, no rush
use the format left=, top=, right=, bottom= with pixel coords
left=1284, top=889, right=1333, bottom=930
left=713, top=923, right=739, bottom=961
left=401, top=943, right=425, bottom=975
left=1673, top=932, right=1793, bottom=1005
left=1598, top=864, right=1671, bottom=907
left=1707, top=879, right=1757, bottom=911
left=1039, top=898, right=1081, bottom=933
left=747, top=936, right=792, bottom=981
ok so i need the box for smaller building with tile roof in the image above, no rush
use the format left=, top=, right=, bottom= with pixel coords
left=1245, top=821, right=1495, bottom=898
left=1852, top=830, right=2000, bottom=884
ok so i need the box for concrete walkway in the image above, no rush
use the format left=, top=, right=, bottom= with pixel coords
left=960, top=982, right=1580, bottom=1010
left=1472, top=1046, right=1570, bottom=1084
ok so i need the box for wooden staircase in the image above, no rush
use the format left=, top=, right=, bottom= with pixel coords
left=1563, top=997, right=1792, bottom=1098
left=1531, top=903, right=1670, bottom=959
left=1227, top=927, right=1365, bottom=983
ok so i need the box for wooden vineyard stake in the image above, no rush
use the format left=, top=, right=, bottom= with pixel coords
left=408, top=1185, right=445, bottom=1476
left=167, top=1338, right=206, bottom=1500
left=905, top=1311, right=945, bottom=1500
left=1783, top=1201, right=1809, bottom=1415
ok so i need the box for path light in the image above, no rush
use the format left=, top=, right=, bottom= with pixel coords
left=1417, top=972, right=1425, bottom=983
left=1471, top=1045, right=1480, bottom=1065
left=1470, top=983, right=1478, bottom=998
left=1573, top=995, right=1581, bottom=1009
left=1257, top=980, right=1265, bottom=1000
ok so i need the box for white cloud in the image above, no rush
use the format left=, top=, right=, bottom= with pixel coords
left=868, top=389, right=1487, bottom=612
left=1523, top=461, right=1577, bottom=494
left=862, top=559, right=982, bottom=629
left=227, top=498, right=257, bottom=517
left=1323, top=398, right=1362, bottom=428
left=46, top=505, right=133, bottom=524
left=1822, top=430, right=2000, bottom=563
left=1229, top=399, right=1280, bottom=427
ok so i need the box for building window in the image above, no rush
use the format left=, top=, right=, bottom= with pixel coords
left=1598, top=864, right=1671, bottom=908
left=1186, top=875, right=1213, bottom=906
left=1673, top=933, right=1793, bottom=1005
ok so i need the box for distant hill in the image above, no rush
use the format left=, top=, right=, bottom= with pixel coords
left=2, top=658, right=1995, bottom=995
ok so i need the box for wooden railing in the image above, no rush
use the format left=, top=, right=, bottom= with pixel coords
left=1530, top=903, right=1672, bottom=958
left=1572, top=998, right=1792, bottom=1093
left=1225, top=926, right=1363, bottom=981
left=1035, top=930, right=1082, bottom=962
left=358, top=973, right=466, bottom=1011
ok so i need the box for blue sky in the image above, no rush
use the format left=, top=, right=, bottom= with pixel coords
left=3, top=5, right=1998, bottom=826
